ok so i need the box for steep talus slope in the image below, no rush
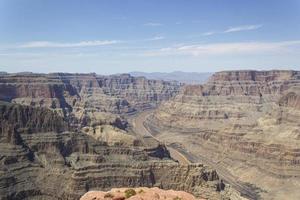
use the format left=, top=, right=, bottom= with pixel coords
left=0, top=87, right=233, bottom=199
left=146, top=70, right=300, bottom=199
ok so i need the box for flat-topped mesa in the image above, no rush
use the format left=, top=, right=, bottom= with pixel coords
left=208, top=70, right=300, bottom=82
left=186, top=70, right=300, bottom=96
left=97, top=73, right=180, bottom=102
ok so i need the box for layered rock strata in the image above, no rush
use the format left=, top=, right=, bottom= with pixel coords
left=0, top=73, right=180, bottom=136
left=146, top=70, right=300, bottom=199
left=0, top=73, right=180, bottom=114
left=0, top=102, right=229, bottom=200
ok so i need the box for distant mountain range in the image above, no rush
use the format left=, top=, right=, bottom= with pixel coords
left=0, top=71, right=213, bottom=84
left=130, top=71, right=212, bottom=84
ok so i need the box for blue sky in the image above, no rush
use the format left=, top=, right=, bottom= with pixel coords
left=0, top=0, right=299, bottom=74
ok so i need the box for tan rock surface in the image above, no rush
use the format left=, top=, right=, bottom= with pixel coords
left=80, top=187, right=204, bottom=200
left=146, top=70, right=300, bottom=199
left=0, top=101, right=225, bottom=200
left=0, top=72, right=232, bottom=200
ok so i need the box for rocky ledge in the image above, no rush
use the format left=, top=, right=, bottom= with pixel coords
left=80, top=187, right=205, bottom=200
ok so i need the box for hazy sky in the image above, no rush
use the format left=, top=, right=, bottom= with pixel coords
left=0, top=0, right=299, bottom=74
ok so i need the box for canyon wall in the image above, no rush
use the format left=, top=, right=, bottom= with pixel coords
left=0, top=74, right=239, bottom=199
left=146, top=70, right=300, bottom=199
left=0, top=73, right=180, bottom=113
left=0, top=101, right=228, bottom=200
left=0, top=73, right=180, bottom=133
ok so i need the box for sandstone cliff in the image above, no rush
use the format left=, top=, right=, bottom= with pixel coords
left=0, top=73, right=180, bottom=114
left=0, top=73, right=180, bottom=135
left=146, top=70, right=300, bottom=199
left=0, top=101, right=229, bottom=200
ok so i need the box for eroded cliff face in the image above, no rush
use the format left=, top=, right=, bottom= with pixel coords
left=0, top=73, right=181, bottom=148
left=0, top=73, right=180, bottom=132
left=0, top=102, right=228, bottom=200
left=147, top=70, right=300, bottom=199
left=0, top=73, right=179, bottom=113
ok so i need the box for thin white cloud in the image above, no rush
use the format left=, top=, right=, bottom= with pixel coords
left=224, top=24, right=263, bottom=33
left=202, top=31, right=216, bottom=36
left=144, top=22, right=163, bottom=26
left=143, top=40, right=300, bottom=56
left=146, top=36, right=165, bottom=41
left=201, top=24, right=263, bottom=36
left=19, top=40, right=119, bottom=48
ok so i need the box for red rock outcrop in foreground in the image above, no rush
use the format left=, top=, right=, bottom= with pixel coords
left=80, top=187, right=205, bottom=200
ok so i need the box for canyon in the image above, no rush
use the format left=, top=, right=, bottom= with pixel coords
left=145, top=70, right=300, bottom=199
left=0, top=70, right=299, bottom=200
left=0, top=73, right=235, bottom=200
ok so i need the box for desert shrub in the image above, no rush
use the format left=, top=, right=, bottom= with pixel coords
left=124, top=189, right=136, bottom=198
left=173, top=197, right=182, bottom=200
left=138, top=189, right=145, bottom=193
